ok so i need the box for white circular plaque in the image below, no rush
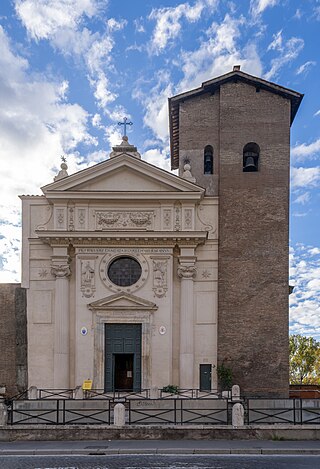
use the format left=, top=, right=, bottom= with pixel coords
left=81, top=327, right=88, bottom=336
left=159, top=326, right=166, bottom=335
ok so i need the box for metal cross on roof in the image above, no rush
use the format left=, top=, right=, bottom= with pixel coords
left=118, top=117, right=133, bottom=137
left=61, top=155, right=67, bottom=163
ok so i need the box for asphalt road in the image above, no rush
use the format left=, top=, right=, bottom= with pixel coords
left=1, top=454, right=320, bottom=469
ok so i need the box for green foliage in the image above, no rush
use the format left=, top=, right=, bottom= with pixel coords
left=217, top=363, right=233, bottom=390
left=289, top=334, right=320, bottom=384
left=162, top=384, right=179, bottom=394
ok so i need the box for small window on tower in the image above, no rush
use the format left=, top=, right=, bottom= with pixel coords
left=204, top=145, right=213, bottom=174
left=243, top=142, right=260, bottom=172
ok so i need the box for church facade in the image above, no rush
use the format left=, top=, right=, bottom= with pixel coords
left=20, top=67, right=303, bottom=397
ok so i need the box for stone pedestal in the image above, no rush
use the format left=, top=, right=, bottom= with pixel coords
left=178, top=255, right=196, bottom=389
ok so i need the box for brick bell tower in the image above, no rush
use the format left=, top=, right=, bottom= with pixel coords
left=169, top=66, right=303, bottom=397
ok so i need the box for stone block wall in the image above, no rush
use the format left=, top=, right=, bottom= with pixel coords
left=0, top=284, right=27, bottom=396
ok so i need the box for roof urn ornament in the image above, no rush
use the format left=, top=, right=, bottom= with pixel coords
left=54, top=156, right=69, bottom=181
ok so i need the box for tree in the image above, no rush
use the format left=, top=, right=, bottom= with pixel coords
left=289, top=334, right=320, bottom=384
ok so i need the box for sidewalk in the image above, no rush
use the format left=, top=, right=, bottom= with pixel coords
left=0, top=439, right=320, bottom=455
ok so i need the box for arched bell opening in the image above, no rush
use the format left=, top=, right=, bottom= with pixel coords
left=243, top=142, right=260, bottom=172
left=204, top=145, right=213, bottom=174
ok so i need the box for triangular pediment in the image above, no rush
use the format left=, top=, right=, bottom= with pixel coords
left=42, top=154, right=204, bottom=197
left=88, top=292, right=158, bottom=311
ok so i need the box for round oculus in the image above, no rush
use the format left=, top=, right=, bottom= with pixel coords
left=107, top=256, right=142, bottom=287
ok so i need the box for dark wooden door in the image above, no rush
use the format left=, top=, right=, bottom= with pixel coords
left=200, top=364, right=212, bottom=391
left=105, top=324, right=141, bottom=391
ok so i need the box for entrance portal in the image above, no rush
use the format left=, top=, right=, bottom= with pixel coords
left=105, top=324, right=141, bottom=391
left=114, top=354, right=134, bottom=390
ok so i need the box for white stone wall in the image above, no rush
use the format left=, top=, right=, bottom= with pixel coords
left=21, top=161, right=218, bottom=391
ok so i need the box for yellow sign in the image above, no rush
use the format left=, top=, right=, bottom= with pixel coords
left=82, top=379, right=93, bottom=390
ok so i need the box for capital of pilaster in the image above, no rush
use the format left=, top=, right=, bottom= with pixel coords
left=51, top=264, right=71, bottom=278
left=177, top=265, right=197, bottom=279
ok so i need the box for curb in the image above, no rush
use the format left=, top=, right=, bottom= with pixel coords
left=1, top=448, right=320, bottom=456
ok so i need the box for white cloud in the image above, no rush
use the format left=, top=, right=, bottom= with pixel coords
left=0, top=219, right=21, bottom=283
left=290, top=244, right=320, bottom=339
left=0, top=25, right=94, bottom=207
left=148, top=0, right=218, bottom=55
left=309, top=247, right=320, bottom=256
left=293, top=192, right=310, bottom=205
left=314, top=110, right=320, bottom=117
left=293, top=9, right=302, bottom=20
left=177, top=15, right=262, bottom=92
left=250, top=0, right=279, bottom=18
left=267, top=30, right=282, bottom=51
left=291, top=167, right=320, bottom=188
left=296, top=60, right=316, bottom=75
left=134, top=71, right=173, bottom=143
left=15, top=0, right=100, bottom=40
left=15, top=0, right=126, bottom=116
left=142, top=148, right=171, bottom=171
left=291, top=139, right=320, bottom=161
left=265, top=32, right=304, bottom=80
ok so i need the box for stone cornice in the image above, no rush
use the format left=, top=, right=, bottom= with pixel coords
left=36, top=230, right=207, bottom=247
left=43, top=190, right=204, bottom=202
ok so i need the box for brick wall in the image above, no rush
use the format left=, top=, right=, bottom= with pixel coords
left=177, top=80, right=291, bottom=397
left=0, top=283, right=27, bottom=396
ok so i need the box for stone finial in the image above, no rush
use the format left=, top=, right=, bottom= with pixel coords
left=232, top=384, right=241, bottom=400
left=182, top=163, right=196, bottom=183
left=54, top=159, right=69, bottom=181
left=233, top=65, right=241, bottom=71
left=109, top=135, right=141, bottom=159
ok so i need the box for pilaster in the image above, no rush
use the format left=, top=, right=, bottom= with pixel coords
left=178, top=250, right=197, bottom=388
left=51, top=247, right=71, bottom=388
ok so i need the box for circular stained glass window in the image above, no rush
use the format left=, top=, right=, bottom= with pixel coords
left=107, top=256, right=142, bottom=287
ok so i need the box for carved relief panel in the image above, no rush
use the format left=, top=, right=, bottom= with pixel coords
left=94, top=210, right=154, bottom=231
left=80, top=258, right=96, bottom=298
left=54, top=206, right=67, bottom=230
left=75, top=207, right=88, bottom=231
left=161, top=207, right=173, bottom=231
left=182, top=207, right=194, bottom=231
left=151, top=257, right=169, bottom=298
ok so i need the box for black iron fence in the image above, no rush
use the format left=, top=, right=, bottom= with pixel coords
left=6, top=391, right=320, bottom=426
left=128, top=399, right=230, bottom=425
left=247, top=398, right=320, bottom=425
left=8, top=398, right=230, bottom=426
left=9, top=399, right=111, bottom=425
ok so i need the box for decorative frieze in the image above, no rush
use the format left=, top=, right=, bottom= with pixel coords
left=95, top=210, right=154, bottom=230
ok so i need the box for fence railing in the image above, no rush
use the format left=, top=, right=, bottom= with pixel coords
left=8, top=398, right=230, bottom=426
left=9, top=399, right=111, bottom=425
left=247, top=398, right=320, bottom=425
left=6, top=391, right=320, bottom=426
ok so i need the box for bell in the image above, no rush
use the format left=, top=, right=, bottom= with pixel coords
left=243, top=155, right=257, bottom=172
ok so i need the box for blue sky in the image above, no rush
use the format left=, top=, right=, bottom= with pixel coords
left=0, top=0, right=319, bottom=338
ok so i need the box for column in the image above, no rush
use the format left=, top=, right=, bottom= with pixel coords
left=51, top=248, right=71, bottom=389
left=178, top=252, right=196, bottom=389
